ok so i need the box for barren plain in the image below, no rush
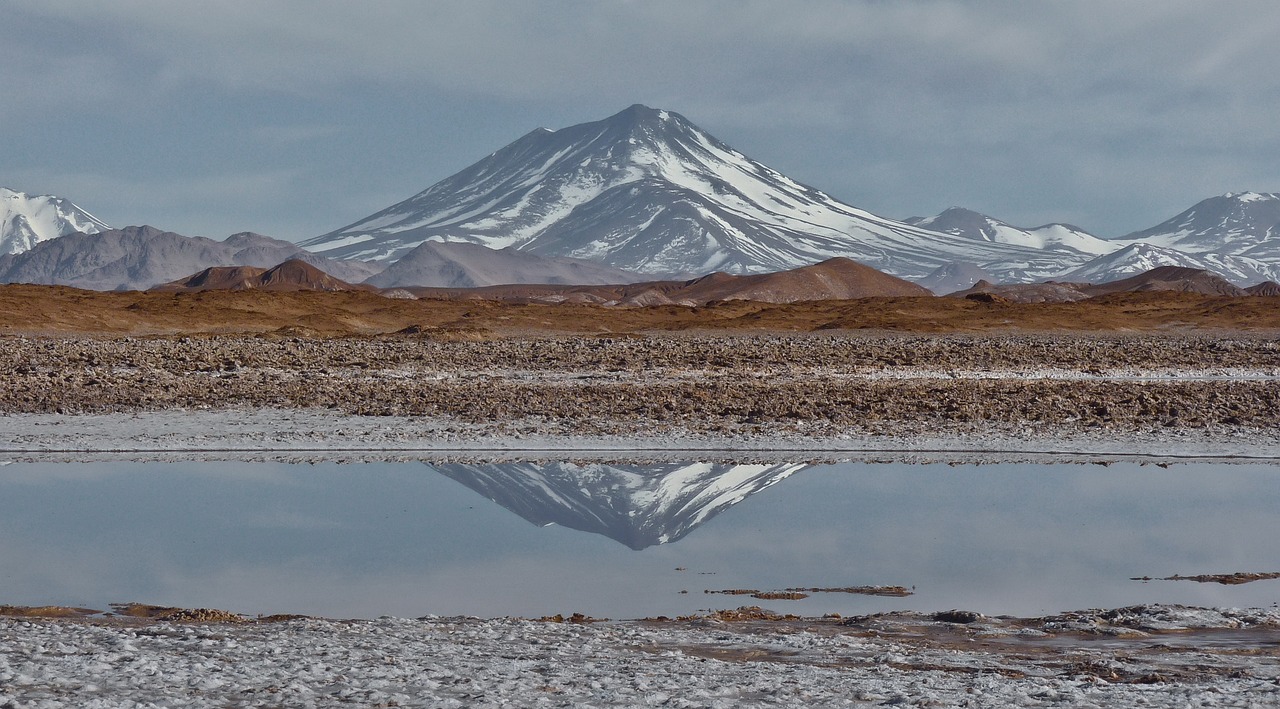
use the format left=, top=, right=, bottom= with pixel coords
left=3, top=286, right=1280, bottom=452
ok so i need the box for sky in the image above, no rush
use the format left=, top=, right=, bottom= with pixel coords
left=6, top=1, right=1280, bottom=242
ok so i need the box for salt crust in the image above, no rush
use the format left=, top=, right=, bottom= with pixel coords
left=2, top=607, right=1279, bottom=707
left=3, top=408, right=1279, bottom=465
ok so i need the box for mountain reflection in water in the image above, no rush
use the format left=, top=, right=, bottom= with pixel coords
left=2, top=459, right=1279, bottom=619
left=430, top=462, right=808, bottom=549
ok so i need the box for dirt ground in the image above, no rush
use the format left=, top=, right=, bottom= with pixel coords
left=3, top=284, right=1280, bottom=336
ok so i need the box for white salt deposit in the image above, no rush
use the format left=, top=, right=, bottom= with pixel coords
left=2, top=608, right=1277, bottom=707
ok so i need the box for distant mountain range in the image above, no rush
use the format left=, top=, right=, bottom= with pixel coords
left=912, top=197, right=1280, bottom=289
left=6, top=106, right=1280, bottom=292
left=300, top=106, right=1280, bottom=287
left=0, top=226, right=379, bottom=291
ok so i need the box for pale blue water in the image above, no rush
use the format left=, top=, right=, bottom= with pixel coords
left=0, top=460, right=1277, bottom=619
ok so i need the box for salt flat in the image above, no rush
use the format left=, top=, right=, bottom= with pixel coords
left=3, top=607, right=1278, bottom=707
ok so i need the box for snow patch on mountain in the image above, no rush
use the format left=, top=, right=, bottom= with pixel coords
left=1, top=187, right=109, bottom=255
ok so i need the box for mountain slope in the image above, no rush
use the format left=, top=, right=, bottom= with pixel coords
left=403, top=256, right=931, bottom=305
left=1062, top=243, right=1279, bottom=286
left=1120, top=192, right=1280, bottom=258
left=302, top=105, right=1055, bottom=280
left=913, top=261, right=993, bottom=295
left=1, top=187, right=110, bottom=255
left=431, top=461, right=809, bottom=549
left=0, top=226, right=381, bottom=291
left=364, top=241, right=648, bottom=289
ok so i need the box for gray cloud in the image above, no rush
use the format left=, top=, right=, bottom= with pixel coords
left=6, top=1, right=1280, bottom=238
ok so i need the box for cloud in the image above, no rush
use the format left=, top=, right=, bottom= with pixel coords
left=17, top=2, right=1274, bottom=108
left=6, top=1, right=1280, bottom=236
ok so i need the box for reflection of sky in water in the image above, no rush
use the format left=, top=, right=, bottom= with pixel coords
left=0, top=461, right=1278, bottom=619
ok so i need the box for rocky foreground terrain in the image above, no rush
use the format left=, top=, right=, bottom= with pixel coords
left=3, top=332, right=1279, bottom=441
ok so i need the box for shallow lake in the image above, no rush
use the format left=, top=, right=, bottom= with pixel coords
left=1, top=459, right=1278, bottom=619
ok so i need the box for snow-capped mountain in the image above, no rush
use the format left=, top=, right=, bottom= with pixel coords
left=906, top=207, right=1113, bottom=256
left=303, top=105, right=1055, bottom=280
left=1120, top=192, right=1280, bottom=259
left=430, top=461, right=809, bottom=550
left=1061, top=243, right=1280, bottom=286
left=1, top=187, right=110, bottom=255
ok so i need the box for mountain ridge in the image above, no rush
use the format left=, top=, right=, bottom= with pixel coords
left=0, top=226, right=380, bottom=291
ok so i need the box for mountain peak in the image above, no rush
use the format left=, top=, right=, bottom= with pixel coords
left=616, top=102, right=662, bottom=117
left=608, top=103, right=675, bottom=125
left=1, top=187, right=110, bottom=255
left=1223, top=191, right=1278, bottom=203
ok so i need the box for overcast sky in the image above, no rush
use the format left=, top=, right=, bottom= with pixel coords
left=6, top=1, right=1280, bottom=241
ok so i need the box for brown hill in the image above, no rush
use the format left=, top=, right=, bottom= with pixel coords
left=680, top=257, right=932, bottom=302
left=950, top=266, right=1251, bottom=303
left=950, top=279, right=1091, bottom=304
left=1246, top=281, right=1280, bottom=296
left=154, top=259, right=375, bottom=293
left=155, top=264, right=269, bottom=291
left=402, top=257, right=931, bottom=305
left=1081, top=265, right=1247, bottom=297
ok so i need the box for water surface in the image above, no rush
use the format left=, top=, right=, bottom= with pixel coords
left=1, top=460, right=1277, bottom=619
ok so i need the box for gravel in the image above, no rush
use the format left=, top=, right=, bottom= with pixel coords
left=3, top=333, right=1280, bottom=439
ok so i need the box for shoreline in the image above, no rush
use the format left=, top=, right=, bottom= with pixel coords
left=5, top=408, right=1280, bottom=465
